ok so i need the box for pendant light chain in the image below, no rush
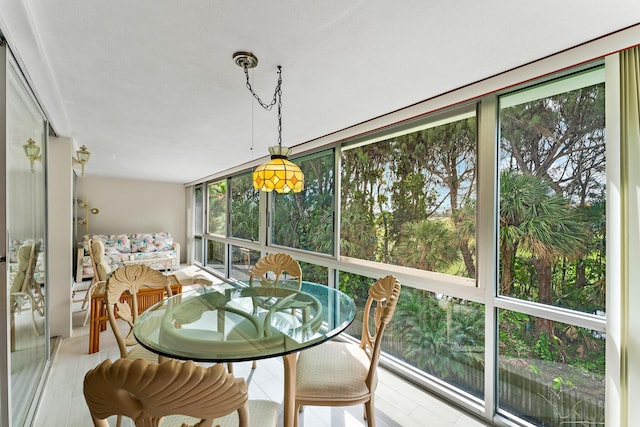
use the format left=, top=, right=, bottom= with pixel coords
left=242, top=65, right=283, bottom=147
left=242, top=65, right=282, bottom=112
left=277, top=68, right=282, bottom=147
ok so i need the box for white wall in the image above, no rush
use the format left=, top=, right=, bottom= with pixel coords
left=47, top=136, right=73, bottom=338
left=75, top=176, right=186, bottom=262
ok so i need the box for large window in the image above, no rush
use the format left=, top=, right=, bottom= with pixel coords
left=229, top=172, right=259, bottom=241
left=497, top=67, right=606, bottom=425
left=271, top=150, right=335, bottom=254
left=340, top=110, right=477, bottom=278
left=206, top=239, right=225, bottom=275
left=194, top=185, right=204, bottom=234
left=498, top=67, right=606, bottom=312
left=230, top=245, right=260, bottom=281
left=193, top=185, right=204, bottom=264
left=188, top=54, right=621, bottom=427
left=338, top=271, right=484, bottom=399
left=497, top=311, right=605, bottom=426
left=208, top=180, right=227, bottom=236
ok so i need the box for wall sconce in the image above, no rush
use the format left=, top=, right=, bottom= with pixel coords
left=23, top=138, right=42, bottom=172
left=72, top=145, right=90, bottom=176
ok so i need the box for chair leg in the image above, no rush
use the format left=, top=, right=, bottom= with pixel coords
left=294, top=403, right=301, bottom=427
left=82, top=306, right=91, bottom=327
left=81, top=282, right=98, bottom=327
left=365, top=399, right=375, bottom=427
left=26, top=295, right=41, bottom=336
left=80, top=290, right=90, bottom=310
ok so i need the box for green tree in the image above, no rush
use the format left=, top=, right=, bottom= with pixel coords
left=229, top=173, right=259, bottom=241
left=500, top=83, right=605, bottom=317
left=391, top=118, right=477, bottom=276
left=392, top=219, right=459, bottom=271
left=272, top=152, right=334, bottom=253
left=208, top=180, right=226, bottom=235
left=340, top=142, right=390, bottom=260
left=395, top=288, right=484, bottom=389
left=500, top=171, right=589, bottom=336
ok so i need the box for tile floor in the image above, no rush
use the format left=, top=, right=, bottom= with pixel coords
left=33, top=275, right=490, bottom=427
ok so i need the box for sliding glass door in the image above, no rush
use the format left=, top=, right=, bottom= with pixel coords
left=1, top=45, right=49, bottom=427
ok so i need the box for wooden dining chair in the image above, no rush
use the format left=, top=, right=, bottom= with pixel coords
left=248, top=253, right=304, bottom=325
left=238, top=252, right=303, bottom=372
left=83, top=357, right=279, bottom=427
left=105, top=264, right=173, bottom=362
left=10, top=241, right=44, bottom=338
left=73, top=239, right=111, bottom=326
left=249, top=252, right=303, bottom=293
left=294, top=275, right=401, bottom=427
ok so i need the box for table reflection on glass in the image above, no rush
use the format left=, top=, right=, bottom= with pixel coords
left=134, top=279, right=356, bottom=427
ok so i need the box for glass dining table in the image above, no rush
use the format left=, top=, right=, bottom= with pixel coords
left=133, top=278, right=356, bottom=427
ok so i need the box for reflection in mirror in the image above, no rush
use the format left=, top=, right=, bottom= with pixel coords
left=6, top=57, right=48, bottom=426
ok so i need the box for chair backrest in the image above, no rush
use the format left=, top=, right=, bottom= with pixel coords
left=249, top=253, right=302, bottom=291
left=10, top=241, right=41, bottom=294
left=89, top=238, right=111, bottom=282
left=360, top=275, right=401, bottom=388
left=10, top=243, right=34, bottom=294
left=83, top=358, right=250, bottom=427
left=105, top=264, right=173, bottom=358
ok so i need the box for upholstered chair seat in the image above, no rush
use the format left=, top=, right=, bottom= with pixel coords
left=296, top=340, right=373, bottom=402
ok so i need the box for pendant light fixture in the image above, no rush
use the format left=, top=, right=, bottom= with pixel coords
left=233, top=51, right=304, bottom=193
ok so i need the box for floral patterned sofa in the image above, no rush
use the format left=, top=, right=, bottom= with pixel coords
left=76, top=232, right=180, bottom=281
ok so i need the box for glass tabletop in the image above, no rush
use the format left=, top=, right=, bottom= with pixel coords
left=133, top=280, right=356, bottom=362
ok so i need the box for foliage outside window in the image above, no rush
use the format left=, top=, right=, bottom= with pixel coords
left=208, top=180, right=226, bottom=236
left=230, top=172, right=259, bottom=241
left=340, top=113, right=477, bottom=278
left=271, top=150, right=334, bottom=254
left=498, top=310, right=605, bottom=426
left=230, top=245, right=260, bottom=281
left=338, top=271, right=484, bottom=399
left=498, top=69, right=606, bottom=314
left=206, top=239, right=225, bottom=276
left=298, top=261, right=328, bottom=285
left=497, top=68, right=606, bottom=425
left=194, top=185, right=204, bottom=234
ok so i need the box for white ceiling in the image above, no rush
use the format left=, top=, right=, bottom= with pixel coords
left=1, top=1, right=639, bottom=183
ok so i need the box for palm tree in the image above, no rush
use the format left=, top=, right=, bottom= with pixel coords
left=451, top=199, right=476, bottom=278
left=500, top=171, right=589, bottom=336
left=392, top=218, right=459, bottom=272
